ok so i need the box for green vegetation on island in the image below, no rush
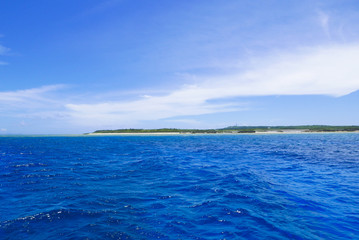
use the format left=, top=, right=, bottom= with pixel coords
left=93, top=128, right=220, bottom=134
left=221, top=125, right=359, bottom=132
left=92, top=125, right=359, bottom=134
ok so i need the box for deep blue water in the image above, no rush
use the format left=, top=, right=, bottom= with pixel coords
left=1, top=134, right=359, bottom=240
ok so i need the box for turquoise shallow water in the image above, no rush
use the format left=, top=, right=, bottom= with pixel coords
left=1, top=134, right=359, bottom=239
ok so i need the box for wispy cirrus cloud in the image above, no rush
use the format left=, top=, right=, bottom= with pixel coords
left=0, top=85, right=66, bottom=102
left=65, top=90, right=241, bottom=127
left=2, top=44, right=359, bottom=130
left=0, top=85, right=69, bottom=121
left=65, top=43, right=359, bottom=128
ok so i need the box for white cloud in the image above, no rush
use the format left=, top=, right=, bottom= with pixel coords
left=204, top=44, right=359, bottom=97
left=0, top=85, right=65, bottom=102
left=0, top=85, right=69, bottom=120
left=65, top=93, right=240, bottom=127
left=2, top=44, right=359, bottom=130
left=65, top=44, right=359, bottom=127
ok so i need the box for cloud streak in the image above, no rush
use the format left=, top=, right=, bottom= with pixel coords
left=2, top=44, right=359, bottom=129
left=65, top=43, right=359, bottom=128
left=0, top=85, right=65, bottom=102
left=0, top=85, right=69, bottom=122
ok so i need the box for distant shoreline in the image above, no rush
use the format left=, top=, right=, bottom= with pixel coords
left=86, top=132, right=183, bottom=136
left=86, top=130, right=359, bottom=136
left=89, top=125, right=359, bottom=135
left=1, top=131, right=358, bottom=137
left=4, top=127, right=359, bottom=136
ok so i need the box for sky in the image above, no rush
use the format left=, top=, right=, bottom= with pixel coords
left=1, top=0, right=359, bottom=134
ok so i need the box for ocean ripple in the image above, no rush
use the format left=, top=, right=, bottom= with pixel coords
left=1, top=134, right=359, bottom=239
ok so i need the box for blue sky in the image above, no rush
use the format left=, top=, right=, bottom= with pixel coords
left=1, top=0, right=359, bottom=134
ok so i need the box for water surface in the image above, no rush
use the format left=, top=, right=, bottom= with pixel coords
left=1, top=134, right=359, bottom=239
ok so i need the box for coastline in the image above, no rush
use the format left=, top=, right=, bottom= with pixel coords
left=3, top=131, right=358, bottom=137
left=85, top=130, right=359, bottom=136
left=86, top=132, right=183, bottom=136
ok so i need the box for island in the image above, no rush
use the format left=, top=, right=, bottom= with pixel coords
left=87, top=125, right=359, bottom=135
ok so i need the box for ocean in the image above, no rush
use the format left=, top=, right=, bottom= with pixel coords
left=1, top=134, right=358, bottom=239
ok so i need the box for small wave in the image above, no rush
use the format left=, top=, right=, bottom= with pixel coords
left=12, top=162, right=47, bottom=168
left=2, top=135, right=359, bottom=239
left=1, top=209, right=102, bottom=226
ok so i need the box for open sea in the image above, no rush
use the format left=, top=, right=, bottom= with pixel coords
left=1, top=134, right=359, bottom=239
